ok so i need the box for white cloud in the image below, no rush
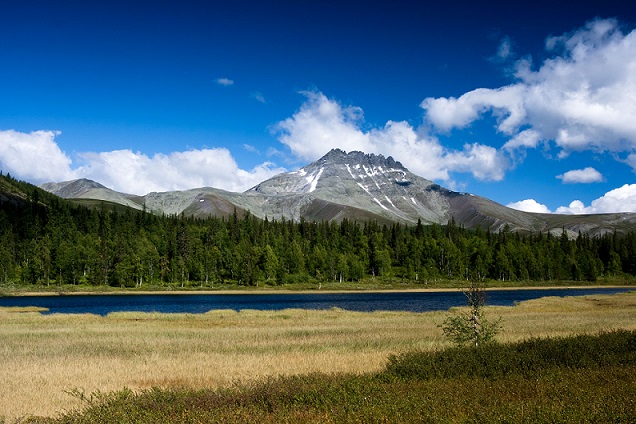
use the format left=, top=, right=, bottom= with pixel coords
left=251, top=92, right=266, bottom=103
left=504, top=129, right=542, bottom=150
left=243, top=144, right=260, bottom=154
left=589, top=184, right=636, bottom=212
left=507, top=199, right=551, bottom=213
left=422, top=85, right=527, bottom=134
left=510, top=184, right=636, bottom=214
left=494, top=36, right=513, bottom=61
left=0, top=129, right=284, bottom=195
left=75, top=148, right=285, bottom=194
left=0, top=130, right=75, bottom=183
left=555, top=184, right=636, bottom=214
left=555, top=200, right=589, bottom=214
left=442, top=143, right=506, bottom=181
left=421, top=19, right=636, bottom=160
left=275, top=90, right=370, bottom=160
left=556, top=167, right=603, bottom=183
left=216, top=77, right=234, bottom=86
left=275, top=91, right=508, bottom=182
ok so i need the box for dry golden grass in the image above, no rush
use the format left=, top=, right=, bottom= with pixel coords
left=0, top=291, right=634, bottom=421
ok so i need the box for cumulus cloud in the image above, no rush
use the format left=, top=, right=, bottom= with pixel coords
left=421, top=18, right=636, bottom=160
left=0, top=130, right=284, bottom=195
left=509, top=184, right=636, bottom=215
left=421, top=85, right=527, bottom=134
left=503, top=129, right=542, bottom=151
left=556, top=167, right=603, bottom=183
left=507, top=199, right=551, bottom=213
left=216, top=77, right=234, bottom=86
left=275, top=90, right=369, bottom=160
left=442, top=143, right=505, bottom=181
left=275, top=91, right=508, bottom=182
left=76, top=148, right=285, bottom=194
left=555, top=184, right=636, bottom=214
left=0, top=130, right=75, bottom=183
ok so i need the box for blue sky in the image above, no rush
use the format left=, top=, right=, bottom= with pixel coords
left=1, top=0, right=636, bottom=214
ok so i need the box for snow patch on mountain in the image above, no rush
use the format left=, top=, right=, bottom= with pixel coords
left=356, top=182, right=371, bottom=195
left=306, top=167, right=323, bottom=193
left=385, top=195, right=396, bottom=209
left=373, top=197, right=388, bottom=210
left=345, top=164, right=356, bottom=180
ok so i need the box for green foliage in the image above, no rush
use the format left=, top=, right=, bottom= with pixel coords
left=28, top=331, right=636, bottom=423
left=440, top=282, right=502, bottom=347
left=2, top=174, right=636, bottom=289
left=440, top=313, right=501, bottom=347
left=386, top=330, right=636, bottom=380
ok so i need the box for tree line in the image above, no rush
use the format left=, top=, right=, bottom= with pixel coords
left=1, top=175, right=635, bottom=287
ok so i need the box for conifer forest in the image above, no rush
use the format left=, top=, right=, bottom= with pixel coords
left=1, top=174, right=635, bottom=288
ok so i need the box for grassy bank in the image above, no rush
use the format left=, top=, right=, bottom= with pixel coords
left=28, top=330, right=636, bottom=423
left=1, top=291, right=634, bottom=422
left=1, top=276, right=635, bottom=296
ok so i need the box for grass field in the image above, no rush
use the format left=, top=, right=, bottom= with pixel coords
left=0, top=290, right=634, bottom=422
left=33, top=331, right=636, bottom=423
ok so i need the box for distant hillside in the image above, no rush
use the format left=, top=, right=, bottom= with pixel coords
left=0, top=173, right=28, bottom=205
left=0, top=172, right=60, bottom=207
left=39, top=149, right=636, bottom=236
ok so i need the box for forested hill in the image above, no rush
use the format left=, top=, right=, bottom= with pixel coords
left=0, top=172, right=635, bottom=288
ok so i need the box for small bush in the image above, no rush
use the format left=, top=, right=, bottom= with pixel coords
left=439, top=282, right=502, bottom=347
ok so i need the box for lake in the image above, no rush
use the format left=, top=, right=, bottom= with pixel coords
left=0, top=287, right=632, bottom=315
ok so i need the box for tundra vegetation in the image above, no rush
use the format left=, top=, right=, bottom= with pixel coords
left=27, top=330, right=636, bottom=423
left=1, top=173, right=635, bottom=290
left=0, top=291, right=634, bottom=422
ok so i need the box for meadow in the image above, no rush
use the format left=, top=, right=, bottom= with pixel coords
left=0, top=290, right=634, bottom=422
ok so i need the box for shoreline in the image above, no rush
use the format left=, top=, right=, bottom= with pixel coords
left=3, top=285, right=635, bottom=297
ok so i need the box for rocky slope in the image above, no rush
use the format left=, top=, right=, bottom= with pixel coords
left=40, top=179, right=145, bottom=210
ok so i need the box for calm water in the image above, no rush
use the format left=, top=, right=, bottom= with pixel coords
left=0, top=287, right=632, bottom=315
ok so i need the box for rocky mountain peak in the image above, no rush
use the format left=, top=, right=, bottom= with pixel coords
left=318, top=149, right=407, bottom=171
left=247, top=149, right=414, bottom=197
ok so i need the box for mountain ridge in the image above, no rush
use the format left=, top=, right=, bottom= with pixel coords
left=38, top=149, right=636, bottom=236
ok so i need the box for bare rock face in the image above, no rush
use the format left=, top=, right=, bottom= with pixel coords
left=39, top=149, right=636, bottom=235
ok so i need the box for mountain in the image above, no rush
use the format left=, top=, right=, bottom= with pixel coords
left=39, top=149, right=636, bottom=236
left=40, top=179, right=145, bottom=210
left=241, top=149, right=537, bottom=229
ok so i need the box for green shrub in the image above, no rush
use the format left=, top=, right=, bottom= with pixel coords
left=439, top=282, right=502, bottom=347
left=386, top=329, right=636, bottom=380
